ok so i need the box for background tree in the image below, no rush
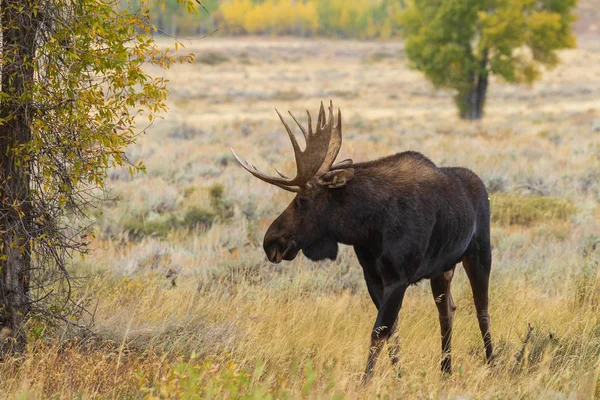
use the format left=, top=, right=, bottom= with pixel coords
left=0, top=0, right=194, bottom=354
left=195, top=0, right=405, bottom=38
left=400, top=0, right=578, bottom=120
left=130, top=0, right=218, bottom=36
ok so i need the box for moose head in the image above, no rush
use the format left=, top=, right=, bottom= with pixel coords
left=231, top=101, right=353, bottom=264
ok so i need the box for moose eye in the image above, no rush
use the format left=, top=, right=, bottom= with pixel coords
left=295, top=196, right=309, bottom=209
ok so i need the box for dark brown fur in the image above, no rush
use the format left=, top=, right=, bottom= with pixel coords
left=263, top=151, right=493, bottom=380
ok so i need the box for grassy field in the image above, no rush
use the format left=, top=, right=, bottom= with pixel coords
left=1, top=35, right=600, bottom=398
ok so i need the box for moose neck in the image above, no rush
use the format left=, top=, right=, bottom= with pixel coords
left=325, top=170, right=392, bottom=249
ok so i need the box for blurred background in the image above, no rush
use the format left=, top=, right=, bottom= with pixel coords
left=133, top=0, right=598, bottom=39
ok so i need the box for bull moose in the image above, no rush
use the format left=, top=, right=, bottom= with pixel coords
left=231, top=101, right=493, bottom=380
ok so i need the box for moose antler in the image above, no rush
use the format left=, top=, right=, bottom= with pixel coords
left=231, top=101, right=344, bottom=192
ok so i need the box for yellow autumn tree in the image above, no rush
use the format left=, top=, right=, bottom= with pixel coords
left=218, top=0, right=402, bottom=38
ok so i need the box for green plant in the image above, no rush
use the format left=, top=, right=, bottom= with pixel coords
left=401, top=0, right=577, bottom=119
left=183, top=207, right=216, bottom=230
left=209, top=184, right=234, bottom=220
left=490, top=194, right=575, bottom=226
left=196, top=51, right=230, bottom=65
left=271, top=89, right=303, bottom=102
left=123, top=215, right=180, bottom=239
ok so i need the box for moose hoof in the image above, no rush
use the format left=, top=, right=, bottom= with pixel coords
left=441, top=360, right=452, bottom=376
left=360, top=372, right=373, bottom=386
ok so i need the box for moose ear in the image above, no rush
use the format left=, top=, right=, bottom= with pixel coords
left=317, top=168, right=355, bottom=189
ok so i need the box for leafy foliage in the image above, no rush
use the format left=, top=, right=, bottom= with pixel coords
left=138, top=0, right=404, bottom=38
left=401, top=0, right=577, bottom=118
left=126, top=0, right=217, bottom=36
left=0, top=0, right=194, bottom=333
left=220, top=0, right=319, bottom=36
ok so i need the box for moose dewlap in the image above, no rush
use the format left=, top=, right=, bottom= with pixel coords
left=231, top=101, right=494, bottom=381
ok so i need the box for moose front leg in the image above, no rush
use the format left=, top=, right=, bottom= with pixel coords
left=355, top=246, right=383, bottom=309
left=355, top=246, right=402, bottom=376
left=363, top=282, right=407, bottom=383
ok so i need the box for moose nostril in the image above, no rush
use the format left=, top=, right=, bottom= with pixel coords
left=265, top=243, right=282, bottom=263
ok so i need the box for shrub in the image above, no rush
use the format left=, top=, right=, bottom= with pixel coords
left=123, top=215, right=180, bottom=239
left=485, top=176, right=508, bottom=193
left=271, top=89, right=303, bottom=101
left=490, top=194, right=575, bottom=226
left=123, top=208, right=215, bottom=240
left=183, top=207, right=216, bottom=230
left=196, top=51, right=230, bottom=65
left=209, top=184, right=234, bottom=220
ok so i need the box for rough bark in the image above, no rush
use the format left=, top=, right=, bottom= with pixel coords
left=0, top=0, right=39, bottom=355
left=457, top=50, right=489, bottom=121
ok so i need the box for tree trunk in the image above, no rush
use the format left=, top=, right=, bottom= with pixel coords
left=457, top=51, right=489, bottom=121
left=0, top=0, right=39, bottom=356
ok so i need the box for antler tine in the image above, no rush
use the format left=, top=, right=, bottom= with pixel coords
left=274, top=166, right=290, bottom=179
left=275, top=109, right=302, bottom=155
left=330, top=99, right=342, bottom=133
left=328, top=100, right=334, bottom=129
left=316, top=100, right=344, bottom=175
left=288, top=111, right=309, bottom=142
left=317, top=101, right=326, bottom=132
left=306, top=110, right=313, bottom=136
left=230, top=148, right=300, bottom=192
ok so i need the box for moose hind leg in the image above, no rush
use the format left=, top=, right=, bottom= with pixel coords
left=462, top=245, right=493, bottom=363
left=430, top=267, right=456, bottom=374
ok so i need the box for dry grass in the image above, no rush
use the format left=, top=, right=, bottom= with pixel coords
left=490, top=194, right=576, bottom=226
left=1, top=35, right=600, bottom=399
